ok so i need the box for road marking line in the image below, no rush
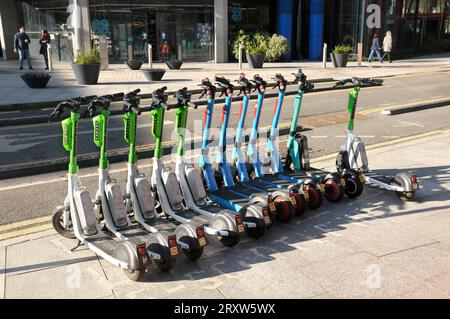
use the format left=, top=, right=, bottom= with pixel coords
left=396, top=120, right=425, bottom=128
left=0, top=223, right=52, bottom=241
left=311, top=135, right=327, bottom=138
left=0, top=216, right=50, bottom=232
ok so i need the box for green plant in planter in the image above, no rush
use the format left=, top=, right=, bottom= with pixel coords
left=232, top=30, right=251, bottom=59
left=333, top=44, right=353, bottom=54
left=75, top=48, right=100, bottom=64
left=232, top=31, right=269, bottom=58
left=265, top=34, right=289, bottom=62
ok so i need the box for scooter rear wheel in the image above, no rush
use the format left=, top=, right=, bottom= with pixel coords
left=293, top=192, right=307, bottom=216
left=274, top=197, right=294, bottom=223
left=324, top=178, right=344, bottom=202
left=124, top=268, right=145, bottom=281
left=52, top=207, right=76, bottom=239
left=245, top=226, right=265, bottom=239
left=305, top=184, right=323, bottom=210
left=220, top=235, right=240, bottom=247
left=391, top=179, right=416, bottom=201
left=155, top=257, right=177, bottom=272
left=182, top=247, right=204, bottom=260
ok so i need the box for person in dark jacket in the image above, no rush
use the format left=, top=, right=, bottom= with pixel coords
left=13, top=26, right=33, bottom=70
left=39, top=30, right=51, bottom=70
left=368, top=32, right=383, bottom=63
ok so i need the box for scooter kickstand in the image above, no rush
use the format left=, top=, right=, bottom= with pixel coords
left=70, top=240, right=83, bottom=252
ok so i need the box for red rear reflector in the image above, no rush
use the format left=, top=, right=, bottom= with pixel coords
left=137, top=243, right=149, bottom=266
left=235, top=214, right=243, bottom=225
left=196, top=226, right=205, bottom=238
left=411, top=175, right=417, bottom=183
left=262, top=207, right=269, bottom=216
left=168, top=235, right=177, bottom=247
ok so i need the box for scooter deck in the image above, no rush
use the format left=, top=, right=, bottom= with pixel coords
left=255, top=174, right=299, bottom=188
left=197, top=203, right=228, bottom=214
left=142, top=216, right=178, bottom=236
left=116, top=224, right=160, bottom=245
left=363, top=172, right=391, bottom=184
left=210, top=188, right=261, bottom=206
left=242, top=179, right=290, bottom=194
left=85, top=233, right=122, bottom=255
left=173, top=208, right=210, bottom=226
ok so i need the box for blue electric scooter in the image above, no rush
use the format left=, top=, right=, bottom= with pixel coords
left=198, top=77, right=271, bottom=238
left=230, top=73, right=307, bottom=217
left=245, top=74, right=324, bottom=210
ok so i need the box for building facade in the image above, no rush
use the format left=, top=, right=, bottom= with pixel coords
left=1, top=0, right=449, bottom=62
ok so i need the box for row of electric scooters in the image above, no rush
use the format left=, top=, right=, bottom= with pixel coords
left=49, top=70, right=419, bottom=281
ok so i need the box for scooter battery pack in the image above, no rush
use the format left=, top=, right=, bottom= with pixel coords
left=134, top=174, right=155, bottom=219
left=297, top=134, right=310, bottom=169
left=350, top=138, right=369, bottom=173
left=162, top=168, right=184, bottom=211
left=73, top=186, right=98, bottom=236
left=185, top=164, right=207, bottom=205
left=105, top=182, right=128, bottom=228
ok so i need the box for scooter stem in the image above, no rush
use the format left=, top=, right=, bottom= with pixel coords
left=68, top=111, right=80, bottom=174
left=124, top=112, right=138, bottom=164
left=151, top=107, right=164, bottom=159
left=347, top=86, right=360, bottom=131
left=175, top=106, right=188, bottom=156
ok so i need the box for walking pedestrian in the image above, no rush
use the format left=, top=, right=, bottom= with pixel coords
left=368, top=32, right=383, bottom=63
left=13, top=26, right=33, bottom=70
left=39, top=30, right=51, bottom=70
left=381, top=30, right=393, bottom=63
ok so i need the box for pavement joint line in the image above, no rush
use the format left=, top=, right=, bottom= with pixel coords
left=0, top=216, right=51, bottom=233
left=377, top=241, right=441, bottom=258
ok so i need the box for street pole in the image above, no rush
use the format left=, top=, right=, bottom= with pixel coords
left=357, top=42, right=363, bottom=67
left=322, top=43, right=327, bottom=68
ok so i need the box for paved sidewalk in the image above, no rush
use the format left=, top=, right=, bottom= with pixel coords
left=1, top=131, right=450, bottom=298
left=1, top=52, right=450, bottom=107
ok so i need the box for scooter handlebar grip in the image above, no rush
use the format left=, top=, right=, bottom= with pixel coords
left=131, top=105, right=141, bottom=115
left=187, top=102, right=197, bottom=109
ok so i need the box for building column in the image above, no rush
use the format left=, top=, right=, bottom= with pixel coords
left=0, top=0, right=20, bottom=60
left=308, top=0, right=325, bottom=60
left=277, top=0, right=293, bottom=60
left=72, top=0, right=91, bottom=57
left=214, top=0, right=228, bottom=63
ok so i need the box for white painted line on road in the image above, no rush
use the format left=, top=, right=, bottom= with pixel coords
left=334, top=135, right=346, bottom=138
left=382, top=135, right=400, bottom=138
left=311, top=135, right=327, bottom=138
left=408, top=98, right=422, bottom=102
left=3, top=115, right=49, bottom=121
left=358, top=135, right=375, bottom=138
left=396, top=120, right=425, bottom=128
left=380, top=103, right=395, bottom=106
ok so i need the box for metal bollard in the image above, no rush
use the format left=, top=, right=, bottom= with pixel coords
left=357, top=42, right=363, bottom=67
left=322, top=43, right=327, bottom=69
left=238, top=44, right=243, bottom=70
left=148, top=44, right=153, bottom=69
left=47, top=43, right=53, bottom=71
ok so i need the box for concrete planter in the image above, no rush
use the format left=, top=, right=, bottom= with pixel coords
left=142, top=69, right=166, bottom=81
left=125, top=60, right=143, bottom=70
left=72, top=63, right=101, bottom=85
left=246, top=54, right=265, bottom=69
left=330, top=53, right=348, bottom=68
left=20, top=73, right=51, bottom=89
left=166, top=60, right=183, bottom=70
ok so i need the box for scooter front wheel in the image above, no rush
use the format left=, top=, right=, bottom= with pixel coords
left=305, top=184, right=323, bottom=210
left=343, top=171, right=364, bottom=198
left=155, top=257, right=177, bottom=272
left=219, top=234, right=240, bottom=247
left=245, top=226, right=265, bottom=239
left=292, top=192, right=307, bottom=216
left=182, top=247, right=204, bottom=261
left=124, top=268, right=146, bottom=281
left=52, top=207, right=76, bottom=239
left=391, top=178, right=415, bottom=201
left=274, top=196, right=294, bottom=223
left=324, top=178, right=344, bottom=202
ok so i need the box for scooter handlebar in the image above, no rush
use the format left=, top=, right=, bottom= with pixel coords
left=48, top=95, right=95, bottom=121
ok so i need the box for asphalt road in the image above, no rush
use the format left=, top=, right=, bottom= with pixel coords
left=0, top=71, right=449, bottom=227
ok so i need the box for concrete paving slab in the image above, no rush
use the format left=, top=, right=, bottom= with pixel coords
left=381, top=242, right=450, bottom=281
left=395, top=285, right=450, bottom=298
left=0, top=246, right=5, bottom=299
left=300, top=252, right=425, bottom=298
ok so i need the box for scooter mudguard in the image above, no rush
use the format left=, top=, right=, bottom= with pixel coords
left=297, top=134, right=310, bottom=170
left=393, top=173, right=417, bottom=192
left=73, top=185, right=97, bottom=236
left=112, top=240, right=144, bottom=270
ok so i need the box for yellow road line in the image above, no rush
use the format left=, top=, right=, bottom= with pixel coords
left=0, top=216, right=50, bottom=233
left=0, top=223, right=52, bottom=241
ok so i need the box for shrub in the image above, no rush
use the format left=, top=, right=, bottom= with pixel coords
left=333, top=44, right=353, bottom=54
left=75, top=48, right=100, bottom=64
left=231, top=31, right=270, bottom=58
left=265, top=34, right=289, bottom=62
